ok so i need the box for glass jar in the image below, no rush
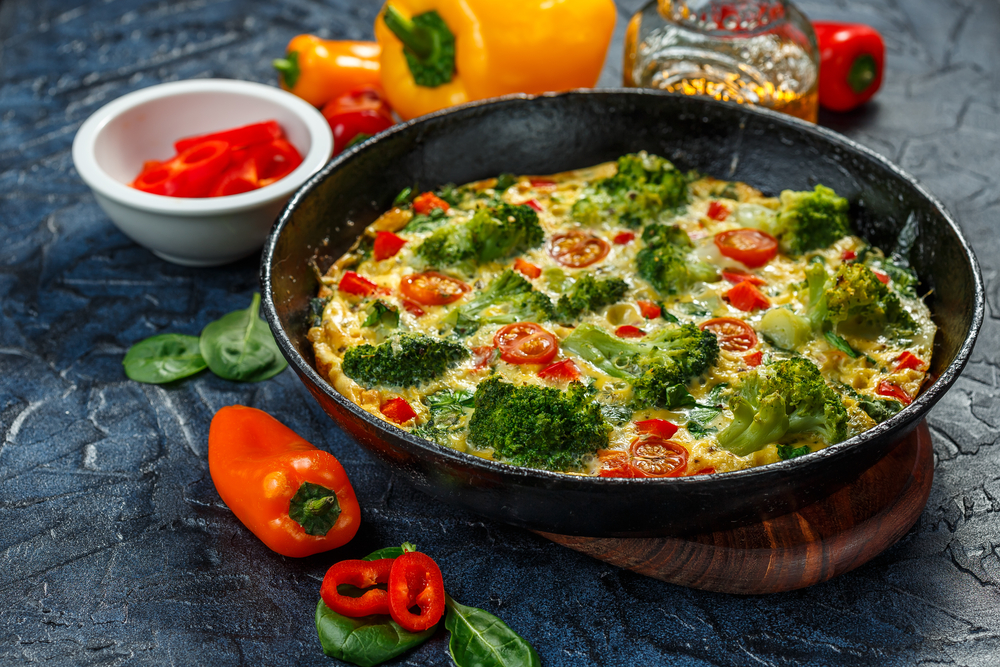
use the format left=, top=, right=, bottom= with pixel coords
left=624, top=0, right=819, bottom=122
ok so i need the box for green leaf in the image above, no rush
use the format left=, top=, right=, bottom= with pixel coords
left=393, top=186, right=415, bottom=206
left=662, top=384, right=698, bottom=409
left=824, top=331, right=860, bottom=359
left=445, top=595, right=540, bottom=667
left=777, top=444, right=811, bottom=460
left=287, top=482, right=341, bottom=536
left=123, top=333, right=207, bottom=384
left=315, top=599, right=436, bottom=667
left=362, top=300, right=399, bottom=329
left=361, top=542, right=416, bottom=561
left=199, top=293, right=287, bottom=382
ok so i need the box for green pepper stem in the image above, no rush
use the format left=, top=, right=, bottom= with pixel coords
left=272, top=51, right=301, bottom=89
left=383, top=4, right=435, bottom=61
left=847, top=54, right=877, bottom=94
left=304, top=495, right=338, bottom=516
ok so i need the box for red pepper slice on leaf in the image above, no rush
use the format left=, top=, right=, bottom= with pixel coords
left=373, top=231, right=407, bottom=261
left=813, top=21, right=885, bottom=112
left=615, top=325, right=646, bottom=339
left=320, top=558, right=393, bottom=617
left=174, top=120, right=283, bottom=153
left=387, top=550, right=446, bottom=632
left=873, top=269, right=890, bottom=285
left=339, top=271, right=379, bottom=296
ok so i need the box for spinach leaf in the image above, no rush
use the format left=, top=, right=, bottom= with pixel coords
left=123, top=333, right=207, bottom=384
left=405, top=207, right=449, bottom=233
left=445, top=595, right=540, bottom=667
left=361, top=542, right=416, bottom=561
left=824, top=331, right=860, bottom=359
left=315, top=600, right=435, bottom=667
left=393, top=186, right=415, bottom=206
left=362, top=300, right=399, bottom=329
left=600, top=404, right=633, bottom=426
left=777, top=444, right=810, bottom=460
left=662, top=384, right=698, bottom=409
left=310, top=297, right=331, bottom=328
left=199, top=293, right=287, bottom=382
left=685, top=383, right=727, bottom=438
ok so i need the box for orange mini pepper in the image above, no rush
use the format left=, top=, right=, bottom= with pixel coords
left=208, top=406, right=361, bottom=558
left=274, top=36, right=382, bottom=108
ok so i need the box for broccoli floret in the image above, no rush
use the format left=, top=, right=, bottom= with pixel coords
left=827, top=263, right=917, bottom=334
left=467, top=377, right=610, bottom=471
left=442, top=269, right=554, bottom=336
left=571, top=152, right=692, bottom=228
left=342, top=334, right=468, bottom=388
left=837, top=382, right=904, bottom=424
left=415, top=203, right=543, bottom=269
left=560, top=322, right=719, bottom=409
left=771, top=185, right=851, bottom=255
left=554, top=275, right=629, bottom=321
left=716, top=358, right=849, bottom=456
left=636, top=223, right=718, bottom=295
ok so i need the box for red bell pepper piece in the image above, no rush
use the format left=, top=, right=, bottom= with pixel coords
left=637, top=300, right=662, bottom=319
left=387, top=550, right=446, bottom=632
left=873, top=269, right=890, bottom=285
left=380, top=397, right=417, bottom=424
left=339, top=271, right=379, bottom=296
left=877, top=381, right=912, bottom=405
left=721, top=268, right=766, bottom=286
left=320, top=558, right=394, bottom=617
left=209, top=151, right=259, bottom=197
left=373, top=231, right=408, bottom=261
left=813, top=22, right=885, bottom=112
left=250, top=138, right=304, bottom=187
left=706, top=201, right=729, bottom=221
left=842, top=249, right=857, bottom=261
left=529, top=178, right=556, bottom=189
left=613, top=231, right=635, bottom=245
left=323, top=85, right=395, bottom=155
left=537, top=359, right=581, bottom=382
left=895, top=351, right=926, bottom=372
left=524, top=199, right=543, bottom=212
left=412, top=191, right=450, bottom=215
left=743, top=350, right=763, bottom=367
left=726, top=280, right=771, bottom=311
left=174, top=120, right=283, bottom=153
left=513, top=257, right=541, bottom=279
left=615, top=325, right=646, bottom=339
left=401, top=298, right=425, bottom=318
left=635, top=418, right=678, bottom=439
left=132, top=139, right=231, bottom=198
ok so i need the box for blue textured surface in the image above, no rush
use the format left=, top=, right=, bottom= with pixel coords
left=2, top=0, right=1000, bottom=665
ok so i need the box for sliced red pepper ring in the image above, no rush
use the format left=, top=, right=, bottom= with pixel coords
left=132, top=139, right=231, bottom=198
left=174, top=120, right=283, bottom=153
left=339, top=271, right=379, bottom=296
left=387, top=551, right=446, bottom=632
left=209, top=154, right=259, bottom=197
left=321, top=558, right=394, bottom=618
left=373, top=231, right=407, bottom=261
left=251, top=138, right=304, bottom=186
left=380, top=397, right=417, bottom=424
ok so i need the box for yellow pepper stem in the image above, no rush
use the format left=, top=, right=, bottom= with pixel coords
left=383, top=4, right=456, bottom=88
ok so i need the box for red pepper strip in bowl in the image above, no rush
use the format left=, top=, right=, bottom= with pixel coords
left=321, top=558, right=394, bottom=617
left=208, top=406, right=361, bottom=558
left=209, top=155, right=259, bottom=197
left=251, top=138, right=304, bottom=186
left=387, top=550, right=446, bottom=632
left=132, top=140, right=231, bottom=197
left=813, top=22, right=885, bottom=112
left=174, top=120, right=283, bottom=153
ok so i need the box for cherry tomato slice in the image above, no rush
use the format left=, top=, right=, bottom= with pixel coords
left=637, top=300, right=663, bottom=319
left=412, top=192, right=450, bottom=215
left=613, top=231, right=635, bottom=245
left=537, top=359, right=581, bottom=382
left=399, top=272, right=469, bottom=306
left=615, top=325, right=646, bottom=339
left=721, top=268, right=766, bottom=285
left=693, top=467, right=716, bottom=475
left=373, top=231, right=407, bottom=261
left=380, top=397, right=417, bottom=424
left=597, top=450, right=639, bottom=478
left=635, top=418, right=678, bottom=439
left=726, top=280, right=771, bottom=312
left=513, top=257, right=542, bottom=279
left=706, top=201, right=729, bottom=221
left=700, top=317, right=758, bottom=352
left=743, top=350, right=763, bottom=367
left=628, top=435, right=688, bottom=477
left=877, top=381, right=912, bottom=405
left=494, top=323, right=558, bottom=365
left=548, top=231, right=610, bottom=268
left=339, top=271, right=379, bottom=296
left=714, top=228, right=779, bottom=268
left=895, top=351, right=926, bottom=372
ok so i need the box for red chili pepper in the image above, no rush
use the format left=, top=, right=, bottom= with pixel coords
left=339, top=271, right=379, bottom=296
left=613, top=231, right=636, bottom=245
left=323, top=85, right=395, bottom=155
left=174, top=120, right=284, bottom=153
left=706, top=201, right=729, bottom=221
left=387, top=551, right=446, bottom=632
left=524, top=199, right=543, bottom=212
left=615, top=325, right=646, bottom=339
left=895, top=351, right=926, bottom=372
left=743, top=350, right=763, bottom=367
left=726, top=280, right=771, bottom=311
left=813, top=21, right=885, bottom=112
left=320, top=558, right=393, bottom=617
left=721, top=268, right=766, bottom=286
left=373, top=231, right=408, bottom=261
left=537, top=359, right=581, bottom=382
left=637, top=300, right=662, bottom=319
left=634, top=418, right=678, bottom=439
left=513, top=257, right=542, bottom=279
left=877, top=381, right=912, bottom=405
left=380, top=397, right=417, bottom=424
left=412, top=192, right=450, bottom=215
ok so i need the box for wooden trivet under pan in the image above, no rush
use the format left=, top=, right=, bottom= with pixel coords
left=540, top=421, right=933, bottom=594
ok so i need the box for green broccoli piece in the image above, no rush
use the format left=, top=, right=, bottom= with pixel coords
left=342, top=334, right=469, bottom=388
left=415, top=203, right=543, bottom=269
left=716, top=358, right=849, bottom=456
left=560, top=322, right=719, bottom=409
left=837, top=382, right=904, bottom=424
left=442, top=269, right=554, bottom=336
left=571, top=152, right=692, bottom=228
left=804, top=261, right=829, bottom=329
left=467, top=377, right=610, bottom=471
left=411, top=388, right=476, bottom=446
left=636, top=223, right=718, bottom=296
left=554, top=275, right=629, bottom=321
left=772, top=185, right=851, bottom=255
left=827, top=263, right=917, bottom=334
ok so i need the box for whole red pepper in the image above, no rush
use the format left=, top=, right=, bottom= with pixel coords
left=813, top=21, right=885, bottom=112
left=322, top=85, right=395, bottom=155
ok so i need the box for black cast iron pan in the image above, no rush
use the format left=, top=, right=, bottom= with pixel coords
left=261, top=90, right=983, bottom=538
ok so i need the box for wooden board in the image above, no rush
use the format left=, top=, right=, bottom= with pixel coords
left=540, top=422, right=933, bottom=594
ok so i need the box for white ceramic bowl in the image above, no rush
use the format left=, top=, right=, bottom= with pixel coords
left=72, top=79, right=333, bottom=267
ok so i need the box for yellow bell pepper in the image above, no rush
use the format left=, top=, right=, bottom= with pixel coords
left=374, top=0, right=617, bottom=120
left=274, top=36, right=382, bottom=108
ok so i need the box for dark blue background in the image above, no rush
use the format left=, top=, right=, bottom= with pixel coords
left=2, top=0, right=999, bottom=665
